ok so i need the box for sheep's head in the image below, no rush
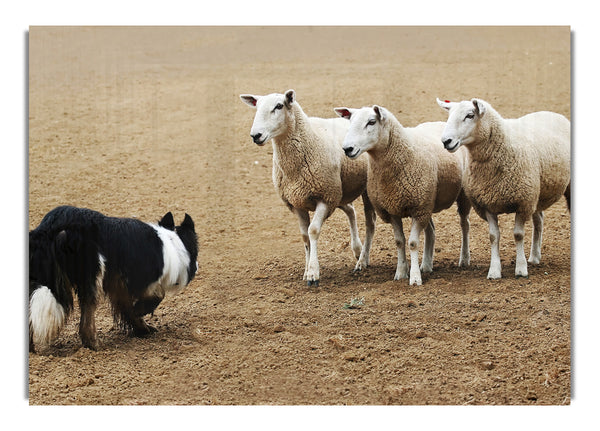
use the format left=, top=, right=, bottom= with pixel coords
left=437, top=98, right=486, bottom=152
left=334, top=105, right=389, bottom=159
left=240, top=90, right=296, bottom=145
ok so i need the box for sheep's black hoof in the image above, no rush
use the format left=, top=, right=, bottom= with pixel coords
left=307, top=279, right=319, bottom=287
left=515, top=274, right=529, bottom=279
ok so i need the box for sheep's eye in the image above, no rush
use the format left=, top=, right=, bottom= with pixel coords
left=464, top=112, right=475, bottom=120
left=366, top=119, right=376, bottom=126
left=274, top=103, right=284, bottom=111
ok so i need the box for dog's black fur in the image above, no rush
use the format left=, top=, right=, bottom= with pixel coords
left=29, top=206, right=198, bottom=351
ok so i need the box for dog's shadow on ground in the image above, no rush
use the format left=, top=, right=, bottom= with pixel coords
left=30, top=319, right=196, bottom=358
left=31, top=329, right=144, bottom=358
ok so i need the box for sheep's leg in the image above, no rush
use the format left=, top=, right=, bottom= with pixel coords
left=339, top=203, right=363, bottom=261
left=306, top=202, right=329, bottom=286
left=355, top=192, right=376, bottom=271
left=457, top=190, right=471, bottom=267
left=421, top=219, right=435, bottom=273
left=486, top=211, right=502, bottom=279
left=293, top=208, right=311, bottom=280
left=514, top=213, right=529, bottom=278
left=390, top=215, right=408, bottom=280
left=528, top=211, right=544, bottom=265
left=408, top=218, right=427, bottom=285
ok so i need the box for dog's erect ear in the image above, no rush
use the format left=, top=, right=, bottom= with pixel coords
left=159, top=212, right=175, bottom=230
left=182, top=213, right=195, bottom=230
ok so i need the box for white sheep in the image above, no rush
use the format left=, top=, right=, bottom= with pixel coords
left=334, top=105, right=471, bottom=285
left=437, top=98, right=571, bottom=279
left=240, top=90, right=376, bottom=286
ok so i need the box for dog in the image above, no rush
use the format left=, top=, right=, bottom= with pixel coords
left=29, top=205, right=198, bottom=352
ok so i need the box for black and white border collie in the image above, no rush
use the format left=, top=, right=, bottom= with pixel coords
left=29, top=206, right=198, bottom=352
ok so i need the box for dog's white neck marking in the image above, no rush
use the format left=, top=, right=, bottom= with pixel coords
left=149, top=224, right=191, bottom=295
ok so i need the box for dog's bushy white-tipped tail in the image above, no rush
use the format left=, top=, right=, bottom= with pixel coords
left=29, top=286, right=66, bottom=346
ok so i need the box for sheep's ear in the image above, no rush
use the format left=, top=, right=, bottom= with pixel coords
left=240, top=94, right=259, bottom=108
left=334, top=107, right=354, bottom=120
left=373, top=105, right=386, bottom=121
left=284, top=89, right=296, bottom=107
left=159, top=212, right=175, bottom=230
left=472, top=99, right=486, bottom=117
left=437, top=98, right=453, bottom=111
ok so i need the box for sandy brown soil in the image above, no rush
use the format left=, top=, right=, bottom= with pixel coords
left=28, top=26, right=571, bottom=405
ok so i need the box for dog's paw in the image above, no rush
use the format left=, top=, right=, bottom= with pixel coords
left=132, top=323, right=157, bottom=337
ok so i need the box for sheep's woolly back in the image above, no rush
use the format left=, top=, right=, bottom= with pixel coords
left=461, top=101, right=570, bottom=218
left=272, top=102, right=367, bottom=212
left=366, top=115, right=463, bottom=225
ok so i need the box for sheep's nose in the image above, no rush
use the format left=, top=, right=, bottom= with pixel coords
left=442, top=138, right=453, bottom=148
left=343, top=147, right=355, bottom=157
left=251, top=133, right=263, bottom=144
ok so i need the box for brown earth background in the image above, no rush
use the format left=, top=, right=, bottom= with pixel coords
left=28, top=26, right=571, bottom=406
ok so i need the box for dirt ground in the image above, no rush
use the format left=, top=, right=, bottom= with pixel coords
left=28, top=26, right=571, bottom=405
